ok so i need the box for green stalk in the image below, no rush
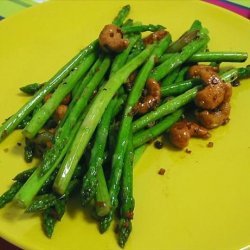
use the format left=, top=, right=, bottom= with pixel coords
left=63, top=57, right=103, bottom=122
left=81, top=98, right=118, bottom=205
left=81, top=35, right=139, bottom=205
left=112, top=5, right=131, bottom=26
left=161, top=67, right=180, bottom=87
left=161, top=78, right=201, bottom=97
left=159, top=51, right=248, bottom=64
left=100, top=34, right=172, bottom=232
left=110, top=35, right=140, bottom=76
left=133, top=109, right=183, bottom=148
left=132, top=86, right=201, bottom=133
left=53, top=44, right=155, bottom=195
left=14, top=113, right=85, bottom=208
left=20, top=83, right=43, bottom=95
left=122, top=24, right=165, bottom=33
left=40, top=56, right=111, bottom=176
left=23, top=52, right=97, bottom=139
left=118, top=130, right=134, bottom=248
left=0, top=182, right=23, bottom=208
left=0, top=41, right=98, bottom=142
left=166, top=20, right=201, bottom=53
left=95, top=166, right=111, bottom=217
left=161, top=66, right=250, bottom=97
left=150, top=34, right=209, bottom=81
left=174, top=66, right=189, bottom=83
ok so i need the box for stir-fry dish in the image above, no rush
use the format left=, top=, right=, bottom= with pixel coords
left=0, top=5, right=249, bottom=248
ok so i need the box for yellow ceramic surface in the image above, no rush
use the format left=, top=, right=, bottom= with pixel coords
left=0, top=1, right=249, bottom=250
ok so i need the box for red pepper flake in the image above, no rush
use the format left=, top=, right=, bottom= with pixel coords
left=158, top=168, right=166, bottom=175
left=124, top=221, right=129, bottom=228
left=185, top=148, right=192, bottom=154
left=207, top=141, right=214, bottom=148
left=96, top=201, right=106, bottom=208
left=3, top=148, right=9, bottom=152
left=125, top=211, right=134, bottom=220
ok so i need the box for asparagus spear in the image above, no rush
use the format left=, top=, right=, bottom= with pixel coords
left=23, top=52, right=97, bottom=139
left=99, top=35, right=171, bottom=232
left=15, top=114, right=85, bottom=207
left=132, top=86, right=201, bottom=133
left=133, top=109, right=183, bottom=148
left=118, top=130, right=134, bottom=248
left=20, top=83, right=43, bottom=95
left=53, top=44, right=155, bottom=195
left=63, top=56, right=103, bottom=121
left=161, top=66, right=250, bottom=97
left=174, top=65, right=189, bottom=83
left=13, top=167, right=37, bottom=182
left=26, top=194, right=57, bottom=213
left=95, top=165, right=111, bottom=217
left=90, top=37, right=138, bottom=215
left=122, top=24, right=165, bottom=33
left=0, top=41, right=98, bottom=142
left=127, top=38, right=145, bottom=62
left=27, top=178, right=79, bottom=213
left=159, top=51, right=248, bottom=64
left=112, top=5, right=131, bottom=26
left=40, top=55, right=111, bottom=176
left=42, top=179, right=78, bottom=238
left=150, top=34, right=209, bottom=81
left=133, top=66, right=250, bottom=133
left=166, top=20, right=201, bottom=53
left=161, top=78, right=201, bottom=97
left=81, top=98, right=118, bottom=206
left=161, top=67, right=180, bottom=87
left=110, top=35, right=140, bottom=76
left=0, top=182, right=23, bottom=208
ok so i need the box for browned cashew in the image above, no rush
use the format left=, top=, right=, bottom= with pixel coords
left=143, top=30, right=168, bottom=45
left=195, top=83, right=226, bottom=110
left=188, top=65, right=220, bottom=85
left=196, top=102, right=231, bottom=129
left=53, top=105, right=68, bottom=122
left=132, top=78, right=161, bottom=115
left=99, top=24, right=129, bottom=53
left=169, top=120, right=210, bottom=149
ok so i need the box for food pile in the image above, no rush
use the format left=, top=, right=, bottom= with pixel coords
left=0, top=5, right=249, bottom=248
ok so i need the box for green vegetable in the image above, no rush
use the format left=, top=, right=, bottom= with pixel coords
left=132, top=86, right=201, bottom=133
left=112, top=5, right=131, bottom=26
left=161, top=67, right=180, bottom=87
left=174, top=65, right=189, bottom=83
left=150, top=34, right=209, bottom=81
left=160, top=51, right=248, bottom=64
left=23, top=52, right=97, bottom=139
left=53, top=44, right=155, bottom=195
left=161, top=78, right=201, bottom=97
left=122, top=24, right=165, bottom=33
left=26, top=194, right=57, bottom=213
left=118, top=131, right=134, bottom=247
left=81, top=98, right=118, bottom=206
left=100, top=35, right=171, bottom=232
left=20, top=83, right=43, bottom=95
left=0, top=181, right=23, bottom=208
left=13, top=167, right=36, bottom=182
left=0, top=41, right=98, bottom=142
left=40, top=55, right=111, bottom=176
left=133, top=109, right=183, bottom=148
left=24, top=144, right=34, bottom=163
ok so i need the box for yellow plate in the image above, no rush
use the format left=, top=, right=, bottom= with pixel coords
left=0, top=1, right=250, bottom=250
